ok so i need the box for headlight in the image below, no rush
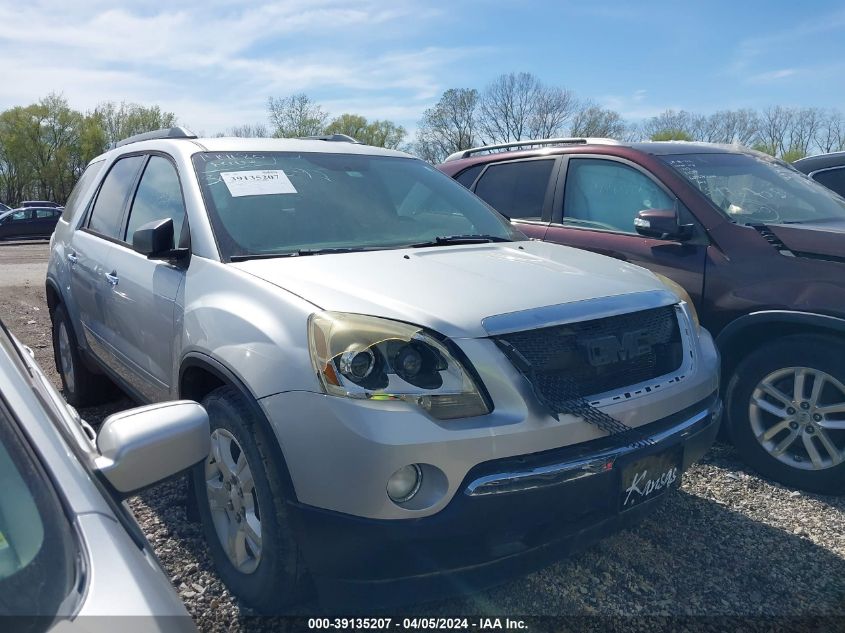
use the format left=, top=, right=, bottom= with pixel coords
left=654, top=273, right=700, bottom=331
left=308, top=312, right=490, bottom=420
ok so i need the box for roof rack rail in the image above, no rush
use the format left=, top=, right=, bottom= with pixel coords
left=114, top=127, right=198, bottom=148
left=444, top=137, right=620, bottom=162
left=298, top=133, right=362, bottom=144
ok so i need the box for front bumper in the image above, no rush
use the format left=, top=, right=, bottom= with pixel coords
left=288, top=393, right=721, bottom=607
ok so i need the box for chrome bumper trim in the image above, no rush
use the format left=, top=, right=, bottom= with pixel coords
left=465, top=400, right=721, bottom=497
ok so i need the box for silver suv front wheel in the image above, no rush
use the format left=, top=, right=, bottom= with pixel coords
left=205, top=428, right=262, bottom=573
left=191, top=385, right=311, bottom=612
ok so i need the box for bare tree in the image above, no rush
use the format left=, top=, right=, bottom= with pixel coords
left=756, top=106, right=795, bottom=156
left=227, top=123, right=270, bottom=138
left=569, top=103, right=627, bottom=138
left=787, top=107, right=823, bottom=158
left=712, top=109, right=759, bottom=145
left=642, top=109, right=696, bottom=141
left=414, top=88, right=480, bottom=163
left=814, top=109, right=845, bottom=153
left=477, top=72, right=576, bottom=143
left=267, top=93, right=328, bottom=138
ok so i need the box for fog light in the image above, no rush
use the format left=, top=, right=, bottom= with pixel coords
left=387, top=464, right=422, bottom=503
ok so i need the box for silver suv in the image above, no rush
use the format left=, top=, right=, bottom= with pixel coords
left=47, top=128, right=721, bottom=610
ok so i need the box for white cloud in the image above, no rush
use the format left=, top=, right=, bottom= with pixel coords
left=0, top=0, right=465, bottom=133
left=747, top=68, right=797, bottom=84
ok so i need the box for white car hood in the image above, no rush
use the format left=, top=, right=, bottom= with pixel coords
left=231, top=241, right=670, bottom=338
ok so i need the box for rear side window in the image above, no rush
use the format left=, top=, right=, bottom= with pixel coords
left=88, top=155, right=145, bottom=239
left=454, top=164, right=484, bottom=188
left=35, top=209, right=59, bottom=219
left=813, top=168, right=845, bottom=198
left=61, top=160, right=105, bottom=222
left=125, top=156, right=187, bottom=246
left=473, top=159, right=555, bottom=220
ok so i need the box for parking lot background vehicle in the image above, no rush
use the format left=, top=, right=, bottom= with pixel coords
left=795, top=151, right=845, bottom=198
left=45, top=131, right=722, bottom=611
left=0, top=207, right=61, bottom=240
left=439, top=139, right=845, bottom=494
left=21, top=200, right=63, bottom=209
left=0, top=241, right=841, bottom=629
left=0, top=314, right=205, bottom=629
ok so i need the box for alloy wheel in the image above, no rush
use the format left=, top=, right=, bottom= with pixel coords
left=749, top=366, right=845, bottom=470
left=205, top=429, right=262, bottom=573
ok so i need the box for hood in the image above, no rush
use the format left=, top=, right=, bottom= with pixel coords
left=765, top=221, right=845, bottom=261
left=231, top=241, right=668, bottom=338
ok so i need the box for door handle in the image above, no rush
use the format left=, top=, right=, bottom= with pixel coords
left=67, top=253, right=78, bottom=265
left=105, top=272, right=119, bottom=287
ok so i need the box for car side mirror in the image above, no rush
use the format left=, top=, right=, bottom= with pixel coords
left=94, top=401, right=209, bottom=497
left=132, top=218, right=188, bottom=261
left=634, top=206, right=693, bottom=241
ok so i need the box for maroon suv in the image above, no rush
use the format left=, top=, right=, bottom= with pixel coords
left=439, top=139, right=845, bottom=494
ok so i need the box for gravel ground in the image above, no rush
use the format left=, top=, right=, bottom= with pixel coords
left=1, top=241, right=843, bottom=631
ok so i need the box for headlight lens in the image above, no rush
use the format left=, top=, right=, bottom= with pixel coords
left=308, top=312, right=490, bottom=419
left=654, top=273, right=700, bottom=331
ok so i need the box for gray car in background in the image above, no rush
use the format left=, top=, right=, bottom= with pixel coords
left=0, top=317, right=208, bottom=630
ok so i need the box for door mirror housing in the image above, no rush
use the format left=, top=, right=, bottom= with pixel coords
left=94, top=401, right=209, bottom=497
left=634, top=206, right=693, bottom=241
left=132, top=218, right=188, bottom=261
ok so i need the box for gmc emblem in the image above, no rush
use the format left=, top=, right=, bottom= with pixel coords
left=582, top=328, right=655, bottom=367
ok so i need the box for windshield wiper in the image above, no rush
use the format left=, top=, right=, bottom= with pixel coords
left=410, top=234, right=513, bottom=248
left=230, top=247, right=369, bottom=261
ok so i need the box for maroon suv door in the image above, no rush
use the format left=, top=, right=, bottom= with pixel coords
left=541, top=155, right=708, bottom=304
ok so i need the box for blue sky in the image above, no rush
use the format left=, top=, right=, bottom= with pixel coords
left=0, top=0, right=843, bottom=137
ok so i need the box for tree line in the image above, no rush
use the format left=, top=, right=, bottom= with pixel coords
left=0, top=95, right=177, bottom=206
left=3, top=76, right=844, bottom=205
left=414, top=72, right=845, bottom=163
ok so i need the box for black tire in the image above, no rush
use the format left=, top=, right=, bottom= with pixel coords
left=726, top=333, right=845, bottom=495
left=192, top=386, right=310, bottom=612
left=51, top=304, right=116, bottom=407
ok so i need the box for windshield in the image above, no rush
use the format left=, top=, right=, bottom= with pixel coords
left=659, top=152, right=845, bottom=225
left=192, top=152, right=522, bottom=260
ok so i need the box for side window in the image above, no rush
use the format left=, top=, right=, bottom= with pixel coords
left=61, top=161, right=105, bottom=222
left=35, top=209, right=58, bottom=219
left=454, top=164, right=484, bottom=189
left=813, top=168, right=845, bottom=198
left=87, top=155, right=145, bottom=239
left=10, top=210, right=32, bottom=222
left=563, top=159, right=674, bottom=233
left=125, top=156, right=186, bottom=245
left=473, top=160, right=555, bottom=220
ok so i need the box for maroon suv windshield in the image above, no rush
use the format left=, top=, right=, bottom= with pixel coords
left=660, top=152, right=845, bottom=225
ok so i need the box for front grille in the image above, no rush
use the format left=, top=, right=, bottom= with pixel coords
left=494, top=305, right=684, bottom=410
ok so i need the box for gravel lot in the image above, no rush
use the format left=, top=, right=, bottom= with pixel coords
left=1, top=241, right=843, bottom=631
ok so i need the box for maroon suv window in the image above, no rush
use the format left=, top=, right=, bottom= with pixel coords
left=474, top=159, right=554, bottom=220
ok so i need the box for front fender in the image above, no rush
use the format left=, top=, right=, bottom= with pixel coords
left=178, top=257, right=321, bottom=399
left=715, top=310, right=845, bottom=352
